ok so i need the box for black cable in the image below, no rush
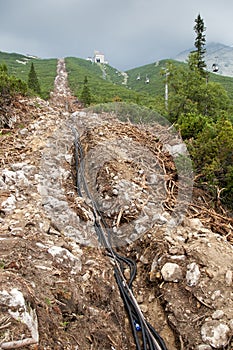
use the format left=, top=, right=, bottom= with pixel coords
left=114, top=268, right=142, bottom=350
left=72, top=127, right=83, bottom=197
left=112, top=251, right=137, bottom=289
left=72, top=127, right=168, bottom=350
left=147, top=322, right=167, bottom=350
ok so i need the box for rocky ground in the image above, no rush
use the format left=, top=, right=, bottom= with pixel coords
left=0, top=59, right=233, bottom=350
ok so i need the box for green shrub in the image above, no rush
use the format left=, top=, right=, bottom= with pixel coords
left=87, top=101, right=166, bottom=125
left=188, top=117, right=233, bottom=208
left=176, top=112, right=208, bottom=139
left=0, top=64, right=27, bottom=98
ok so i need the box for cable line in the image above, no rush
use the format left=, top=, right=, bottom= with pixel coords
left=72, top=127, right=168, bottom=350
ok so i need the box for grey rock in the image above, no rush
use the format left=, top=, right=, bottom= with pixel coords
left=196, top=345, right=212, bottom=350
left=186, top=262, right=201, bottom=286
left=1, top=194, right=16, bottom=213
left=161, top=262, right=182, bottom=282
left=10, top=162, right=28, bottom=171
left=201, top=320, right=230, bottom=348
left=152, top=213, right=168, bottom=224
left=163, top=143, right=187, bottom=156
left=228, top=319, right=233, bottom=330
left=212, top=310, right=224, bottom=320
left=112, top=188, right=119, bottom=196
left=19, top=128, right=28, bottom=135
left=48, top=246, right=82, bottom=274
left=225, top=270, right=232, bottom=286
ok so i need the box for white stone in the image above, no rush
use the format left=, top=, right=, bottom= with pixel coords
left=212, top=310, right=224, bottom=320
left=140, top=255, right=149, bottom=264
left=152, top=213, right=168, bottom=224
left=196, top=345, right=212, bottom=350
left=65, top=154, right=72, bottom=164
left=1, top=194, right=16, bottom=213
left=187, top=218, right=203, bottom=231
left=161, top=262, right=182, bottom=282
left=48, top=245, right=82, bottom=274
left=112, top=188, right=119, bottom=195
left=201, top=320, right=230, bottom=348
left=186, top=262, right=201, bottom=286
left=163, top=143, right=187, bottom=156
left=10, top=162, right=28, bottom=171
left=1, top=169, right=16, bottom=184
left=19, top=128, right=28, bottom=135
left=225, top=270, right=232, bottom=286
left=211, top=290, right=222, bottom=301
left=0, top=288, right=39, bottom=342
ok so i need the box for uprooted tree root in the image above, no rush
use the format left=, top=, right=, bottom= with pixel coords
left=76, top=119, right=233, bottom=244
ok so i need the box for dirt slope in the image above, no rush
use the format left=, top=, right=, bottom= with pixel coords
left=0, top=59, right=233, bottom=350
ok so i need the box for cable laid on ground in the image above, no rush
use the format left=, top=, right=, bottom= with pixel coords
left=72, top=127, right=168, bottom=350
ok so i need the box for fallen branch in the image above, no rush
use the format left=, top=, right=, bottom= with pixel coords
left=0, top=338, right=38, bottom=349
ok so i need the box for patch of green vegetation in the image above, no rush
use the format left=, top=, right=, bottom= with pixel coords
left=125, top=59, right=186, bottom=97
left=0, top=63, right=28, bottom=97
left=101, top=64, right=126, bottom=85
left=88, top=101, right=165, bottom=124
left=65, top=57, right=157, bottom=108
left=45, top=297, right=52, bottom=306
left=126, top=60, right=167, bottom=96
left=60, top=321, right=69, bottom=328
left=0, top=51, right=57, bottom=99
left=126, top=59, right=233, bottom=103
left=164, top=52, right=233, bottom=210
left=209, top=73, right=233, bottom=100
left=18, top=123, right=25, bottom=129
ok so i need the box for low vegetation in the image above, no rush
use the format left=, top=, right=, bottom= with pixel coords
left=0, top=63, right=27, bottom=99
left=88, top=101, right=165, bottom=124
left=0, top=51, right=57, bottom=99
left=159, top=15, right=233, bottom=211
left=65, top=57, right=157, bottom=107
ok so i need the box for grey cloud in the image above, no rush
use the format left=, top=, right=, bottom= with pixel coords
left=0, top=0, right=232, bottom=70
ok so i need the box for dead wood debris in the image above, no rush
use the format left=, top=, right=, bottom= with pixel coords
left=77, top=121, right=233, bottom=243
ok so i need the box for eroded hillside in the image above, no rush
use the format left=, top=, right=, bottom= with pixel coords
left=0, top=59, right=233, bottom=350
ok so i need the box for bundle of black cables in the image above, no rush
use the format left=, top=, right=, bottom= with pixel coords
left=72, top=127, right=168, bottom=350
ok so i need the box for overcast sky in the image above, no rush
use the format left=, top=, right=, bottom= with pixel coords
left=0, top=0, right=232, bottom=70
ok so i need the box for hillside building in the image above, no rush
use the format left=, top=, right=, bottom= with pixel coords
left=94, top=50, right=107, bottom=64
left=86, top=51, right=108, bottom=64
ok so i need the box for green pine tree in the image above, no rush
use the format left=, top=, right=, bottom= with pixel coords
left=192, top=14, right=207, bottom=76
left=80, top=76, right=91, bottom=107
left=28, top=62, right=41, bottom=94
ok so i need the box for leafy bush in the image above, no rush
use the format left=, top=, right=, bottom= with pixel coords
left=176, top=112, right=208, bottom=139
left=0, top=53, right=57, bottom=100
left=87, top=101, right=167, bottom=125
left=0, top=64, right=27, bottom=98
left=80, top=76, right=91, bottom=107
left=188, top=117, right=233, bottom=208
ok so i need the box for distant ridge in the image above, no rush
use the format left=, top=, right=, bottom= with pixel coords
left=175, top=42, right=233, bottom=77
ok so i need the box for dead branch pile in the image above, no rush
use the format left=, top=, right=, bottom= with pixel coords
left=78, top=119, right=233, bottom=243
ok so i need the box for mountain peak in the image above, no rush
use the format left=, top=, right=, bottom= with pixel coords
left=175, top=42, right=233, bottom=77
